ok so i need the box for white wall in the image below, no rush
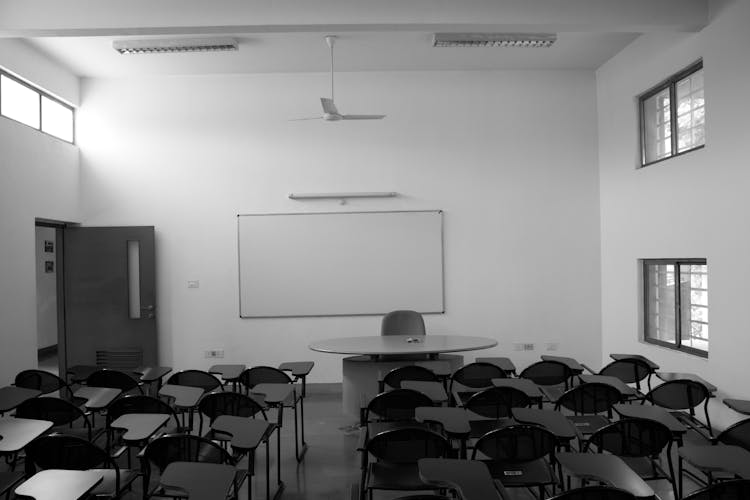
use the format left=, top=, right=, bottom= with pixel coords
left=597, top=0, right=750, bottom=428
left=35, top=226, right=58, bottom=349
left=77, top=69, right=602, bottom=382
left=0, top=41, right=80, bottom=384
left=0, top=38, right=79, bottom=105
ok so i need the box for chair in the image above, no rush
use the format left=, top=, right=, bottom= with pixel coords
left=140, top=433, right=245, bottom=500
left=359, top=427, right=450, bottom=500
left=0, top=472, right=24, bottom=500
left=682, top=479, right=750, bottom=500
left=449, top=362, right=506, bottom=406
left=472, top=424, right=559, bottom=499
left=677, top=417, right=750, bottom=495
left=380, top=365, right=439, bottom=392
left=520, top=361, right=574, bottom=402
left=548, top=486, right=636, bottom=500
left=198, top=391, right=267, bottom=436
left=238, top=366, right=306, bottom=461
left=554, top=382, right=623, bottom=437
left=587, top=358, right=654, bottom=393
left=105, top=395, right=186, bottom=458
left=363, top=388, right=434, bottom=425
left=464, top=386, right=531, bottom=438
left=584, top=418, right=678, bottom=500
left=25, top=433, right=139, bottom=499
left=165, top=369, right=224, bottom=394
left=15, top=396, right=100, bottom=442
left=86, top=368, right=143, bottom=395
left=14, top=369, right=79, bottom=401
left=644, top=379, right=713, bottom=438
left=381, top=310, right=426, bottom=336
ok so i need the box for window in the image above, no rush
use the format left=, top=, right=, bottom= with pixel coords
left=0, top=70, right=75, bottom=143
left=643, top=259, right=708, bottom=357
left=639, top=60, right=704, bottom=167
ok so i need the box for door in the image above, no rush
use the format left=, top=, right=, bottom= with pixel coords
left=63, top=226, right=157, bottom=373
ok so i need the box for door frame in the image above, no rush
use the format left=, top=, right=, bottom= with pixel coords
left=35, top=219, right=78, bottom=376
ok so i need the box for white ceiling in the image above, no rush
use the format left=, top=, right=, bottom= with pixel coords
left=1, top=0, right=708, bottom=77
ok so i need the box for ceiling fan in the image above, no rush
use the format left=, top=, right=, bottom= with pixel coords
left=292, top=35, right=385, bottom=121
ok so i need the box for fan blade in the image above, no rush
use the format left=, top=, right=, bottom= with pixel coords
left=289, top=116, right=323, bottom=121
left=342, top=114, right=386, bottom=120
left=320, top=97, right=339, bottom=115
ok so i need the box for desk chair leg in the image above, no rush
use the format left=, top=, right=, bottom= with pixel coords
left=293, top=394, right=309, bottom=462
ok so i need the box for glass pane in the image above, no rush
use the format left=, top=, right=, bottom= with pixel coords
left=676, top=69, right=706, bottom=153
left=642, top=88, right=672, bottom=164
left=128, top=240, right=141, bottom=319
left=41, top=96, right=74, bottom=142
left=679, top=263, right=709, bottom=352
left=1, top=74, right=40, bottom=128
left=645, top=263, right=676, bottom=344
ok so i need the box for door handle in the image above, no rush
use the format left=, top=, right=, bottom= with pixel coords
left=141, top=305, right=155, bottom=311
left=141, top=305, right=156, bottom=318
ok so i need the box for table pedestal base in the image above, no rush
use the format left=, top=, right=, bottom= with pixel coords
left=342, top=354, right=463, bottom=418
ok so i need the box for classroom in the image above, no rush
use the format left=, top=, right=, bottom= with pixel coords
left=1, top=0, right=749, bottom=499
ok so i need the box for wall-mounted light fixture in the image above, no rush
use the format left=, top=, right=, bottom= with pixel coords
left=289, top=192, right=398, bottom=204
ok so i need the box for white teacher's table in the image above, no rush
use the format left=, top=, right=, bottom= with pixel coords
left=309, top=335, right=497, bottom=417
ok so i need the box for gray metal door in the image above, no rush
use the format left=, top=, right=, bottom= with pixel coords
left=63, top=226, right=157, bottom=373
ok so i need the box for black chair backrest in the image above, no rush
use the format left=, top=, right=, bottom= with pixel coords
left=141, top=433, right=234, bottom=473
left=86, top=369, right=141, bottom=393
left=645, top=379, right=709, bottom=412
left=555, top=382, right=623, bottom=416
left=520, top=361, right=573, bottom=386
left=15, top=369, right=70, bottom=396
left=549, top=485, right=636, bottom=500
left=683, top=479, right=750, bottom=500
left=198, top=391, right=267, bottom=423
left=599, top=359, right=652, bottom=387
left=450, top=362, right=506, bottom=391
left=716, top=417, right=750, bottom=450
left=238, top=366, right=292, bottom=389
left=465, top=386, right=531, bottom=419
left=381, top=310, right=426, bottom=336
left=15, top=396, right=88, bottom=427
left=366, top=427, right=448, bottom=463
left=25, top=434, right=110, bottom=472
left=383, top=365, right=438, bottom=389
left=166, top=370, right=223, bottom=393
left=366, top=388, right=433, bottom=422
left=107, top=394, right=180, bottom=425
left=472, top=424, right=557, bottom=462
left=585, top=418, right=672, bottom=457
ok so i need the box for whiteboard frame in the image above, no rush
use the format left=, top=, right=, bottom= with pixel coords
left=237, top=210, right=445, bottom=318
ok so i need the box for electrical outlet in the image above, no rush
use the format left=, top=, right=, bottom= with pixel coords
left=546, top=342, right=559, bottom=351
left=204, top=349, right=224, bottom=358
left=188, top=280, right=200, bottom=288
left=522, top=343, right=535, bottom=351
left=513, top=343, right=525, bottom=352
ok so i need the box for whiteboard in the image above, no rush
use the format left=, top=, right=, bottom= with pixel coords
left=238, top=210, right=444, bottom=318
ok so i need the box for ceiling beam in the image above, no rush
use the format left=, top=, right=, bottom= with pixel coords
left=0, top=0, right=708, bottom=37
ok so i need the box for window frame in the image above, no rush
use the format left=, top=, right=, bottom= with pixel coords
left=0, top=68, right=75, bottom=144
left=638, top=60, right=704, bottom=168
left=642, top=258, right=708, bottom=358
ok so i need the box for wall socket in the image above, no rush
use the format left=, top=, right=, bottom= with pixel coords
left=546, top=342, right=559, bottom=351
left=204, top=349, right=224, bottom=358
left=513, top=343, right=535, bottom=351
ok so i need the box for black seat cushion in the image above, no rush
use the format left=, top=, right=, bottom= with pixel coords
left=367, top=463, right=432, bottom=491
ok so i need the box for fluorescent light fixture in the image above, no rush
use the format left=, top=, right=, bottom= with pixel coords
left=433, top=33, right=557, bottom=48
left=113, top=37, right=238, bottom=55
